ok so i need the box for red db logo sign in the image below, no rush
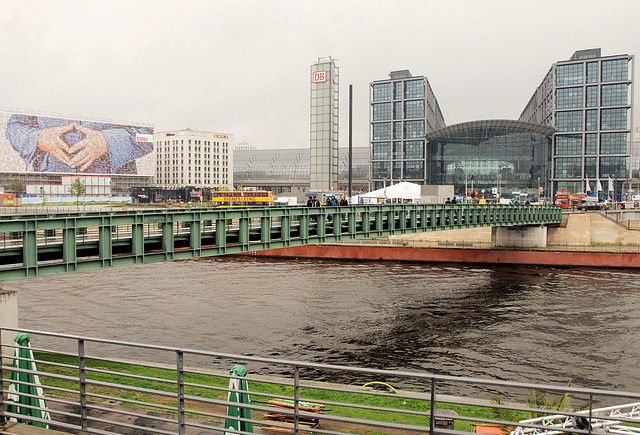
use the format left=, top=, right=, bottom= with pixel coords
left=313, top=71, right=327, bottom=83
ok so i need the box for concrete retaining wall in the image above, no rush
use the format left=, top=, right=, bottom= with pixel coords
left=0, top=288, right=19, bottom=355
left=389, top=212, right=640, bottom=248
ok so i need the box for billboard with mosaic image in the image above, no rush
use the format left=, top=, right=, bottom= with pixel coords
left=0, top=111, right=154, bottom=176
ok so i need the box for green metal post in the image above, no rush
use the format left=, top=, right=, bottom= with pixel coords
left=280, top=215, right=290, bottom=241
left=216, top=219, right=227, bottom=251
left=62, top=226, right=77, bottom=266
left=131, top=223, right=144, bottom=260
left=22, top=224, right=37, bottom=275
left=348, top=211, right=357, bottom=235
left=409, top=208, right=417, bottom=230
left=98, top=223, right=113, bottom=261
left=375, top=209, right=384, bottom=233
left=361, top=211, right=370, bottom=235
left=261, top=216, right=271, bottom=243
left=162, top=222, right=174, bottom=256
left=299, top=213, right=309, bottom=240
left=238, top=217, right=248, bottom=246
left=190, top=220, right=202, bottom=251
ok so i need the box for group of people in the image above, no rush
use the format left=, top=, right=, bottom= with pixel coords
left=306, top=194, right=348, bottom=222
left=307, top=195, right=321, bottom=208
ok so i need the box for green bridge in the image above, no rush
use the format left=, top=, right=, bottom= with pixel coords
left=0, top=203, right=562, bottom=281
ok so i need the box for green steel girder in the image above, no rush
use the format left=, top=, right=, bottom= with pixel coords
left=0, top=204, right=562, bottom=281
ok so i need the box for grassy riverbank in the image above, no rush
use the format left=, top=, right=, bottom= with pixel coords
left=28, top=352, right=534, bottom=433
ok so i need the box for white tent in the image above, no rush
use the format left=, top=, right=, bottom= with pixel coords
left=358, top=182, right=422, bottom=204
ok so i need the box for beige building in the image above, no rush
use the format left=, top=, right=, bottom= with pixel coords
left=154, top=129, right=233, bottom=188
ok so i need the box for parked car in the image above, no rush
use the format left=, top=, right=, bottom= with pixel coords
left=577, top=202, right=606, bottom=211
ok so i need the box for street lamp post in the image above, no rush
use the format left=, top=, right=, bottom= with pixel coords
left=465, top=173, right=468, bottom=203
left=471, top=174, right=474, bottom=199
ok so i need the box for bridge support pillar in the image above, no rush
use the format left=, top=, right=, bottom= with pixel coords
left=98, top=224, right=113, bottom=261
left=190, top=220, right=202, bottom=251
left=161, top=222, right=174, bottom=256
left=492, top=225, right=548, bottom=248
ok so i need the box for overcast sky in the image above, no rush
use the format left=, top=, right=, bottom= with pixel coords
left=1, top=0, right=638, bottom=149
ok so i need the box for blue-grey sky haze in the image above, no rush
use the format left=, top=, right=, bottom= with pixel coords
left=1, top=0, right=638, bottom=149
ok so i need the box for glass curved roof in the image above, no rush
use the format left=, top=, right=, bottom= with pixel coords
left=234, top=147, right=370, bottom=180
left=425, top=119, right=556, bottom=145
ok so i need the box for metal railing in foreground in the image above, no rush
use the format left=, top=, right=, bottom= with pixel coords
left=1, top=328, right=640, bottom=435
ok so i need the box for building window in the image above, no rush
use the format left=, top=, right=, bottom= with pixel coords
left=393, top=121, right=402, bottom=139
left=600, top=108, right=628, bottom=130
left=404, top=140, right=424, bottom=159
left=586, top=86, right=598, bottom=107
left=600, top=156, right=627, bottom=178
left=601, top=83, right=628, bottom=106
left=600, top=132, right=628, bottom=154
left=372, top=122, right=391, bottom=140
left=554, top=157, right=582, bottom=178
left=372, top=83, right=392, bottom=101
left=393, top=101, right=403, bottom=119
left=556, top=111, right=583, bottom=132
left=585, top=133, right=597, bottom=154
left=404, top=80, right=425, bottom=98
left=404, top=100, right=425, bottom=118
left=585, top=110, right=598, bottom=131
left=393, top=141, right=402, bottom=159
left=556, top=87, right=583, bottom=109
left=371, top=161, right=391, bottom=178
left=586, top=62, right=599, bottom=83
left=372, top=142, right=391, bottom=159
left=556, top=63, right=584, bottom=86
left=601, top=59, right=629, bottom=82
left=404, top=120, right=424, bottom=139
left=373, top=103, right=392, bottom=121
left=403, top=161, right=424, bottom=179
left=393, top=161, right=401, bottom=179
left=584, top=157, right=597, bottom=178
left=393, top=81, right=403, bottom=100
left=554, top=135, right=582, bottom=155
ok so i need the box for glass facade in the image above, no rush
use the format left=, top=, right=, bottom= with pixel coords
left=370, top=70, right=445, bottom=189
left=234, top=147, right=370, bottom=186
left=556, top=87, right=583, bottom=109
left=425, top=120, right=554, bottom=198
left=554, top=135, right=582, bottom=155
left=520, top=49, right=634, bottom=198
left=556, top=63, right=584, bottom=86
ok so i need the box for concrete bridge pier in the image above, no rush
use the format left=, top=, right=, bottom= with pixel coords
left=0, top=287, right=19, bottom=355
left=491, top=225, right=548, bottom=248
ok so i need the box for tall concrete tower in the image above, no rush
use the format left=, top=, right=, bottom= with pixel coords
left=310, top=57, right=339, bottom=192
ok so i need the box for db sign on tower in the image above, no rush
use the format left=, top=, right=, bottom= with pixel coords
left=312, top=71, right=327, bottom=83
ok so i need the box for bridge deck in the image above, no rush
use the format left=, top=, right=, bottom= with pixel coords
left=0, top=204, right=561, bottom=281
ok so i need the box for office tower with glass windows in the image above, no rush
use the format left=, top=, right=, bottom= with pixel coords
left=520, top=49, right=635, bottom=200
left=154, top=129, right=233, bottom=189
left=370, top=70, right=445, bottom=190
left=310, top=57, right=339, bottom=192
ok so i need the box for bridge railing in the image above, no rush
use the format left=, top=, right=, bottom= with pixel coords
left=0, top=204, right=562, bottom=281
left=0, top=327, right=638, bottom=434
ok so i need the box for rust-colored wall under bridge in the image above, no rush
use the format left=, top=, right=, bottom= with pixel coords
left=244, top=244, right=640, bottom=269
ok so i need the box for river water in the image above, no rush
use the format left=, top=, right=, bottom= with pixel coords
left=5, top=257, right=640, bottom=393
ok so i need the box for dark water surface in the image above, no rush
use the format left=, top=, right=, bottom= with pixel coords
left=5, top=257, right=640, bottom=392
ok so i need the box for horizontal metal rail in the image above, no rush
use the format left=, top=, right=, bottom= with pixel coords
left=0, top=327, right=637, bottom=435
left=0, top=204, right=562, bottom=281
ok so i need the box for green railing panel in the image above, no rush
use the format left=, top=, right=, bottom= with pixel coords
left=0, top=204, right=562, bottom=281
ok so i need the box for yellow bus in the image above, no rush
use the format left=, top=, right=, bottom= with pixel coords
left=210, top=191, right=273, bottom=207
